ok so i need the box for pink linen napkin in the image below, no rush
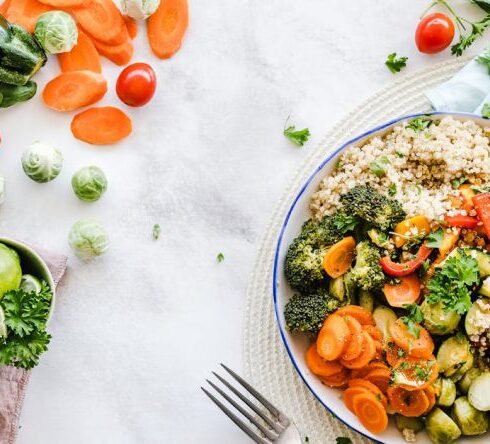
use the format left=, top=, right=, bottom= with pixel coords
left=0, top=246, right=67, bottom=444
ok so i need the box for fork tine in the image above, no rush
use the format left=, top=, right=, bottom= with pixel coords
left=220, top=364, right=290, bottom=427
left=206, top=379, right=279, bottom=441
left=212, top=372, right=284, bottom=434
left=201, top=387, right=272, bottom=444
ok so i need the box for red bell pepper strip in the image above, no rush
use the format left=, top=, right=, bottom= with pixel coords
left=444, top=214, right=478, bottom=229
left=380, top=243, right=433, bottom=277
left=473, top=193, right=490, bottom=239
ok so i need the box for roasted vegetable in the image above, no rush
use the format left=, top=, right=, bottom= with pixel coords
left=425, top=408, right=461, bottom=444
left=350, top=241, right=385, bottom=291
left=468, top=372, right=490, bottom=412
left=421, top=299, right=461, bottom=335
left=459, top=368, right=482, bottom=395
left=437, top=335, right=474, bottom=381
left=395, top=414, right=424, bottom=433
left=434, top=377, right=457, bottom=407
left=451, top=396, right=488, bottom=436
left=373, top=305, right=397, bottom=339
left=0, top=80, right=36, bottom=107
left=0, top=15, right=46, bottom=86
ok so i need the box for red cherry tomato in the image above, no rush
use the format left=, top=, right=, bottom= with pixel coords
left=116, top=63, right=157, bottom=107
left=415, top=12, right=455, bottom=54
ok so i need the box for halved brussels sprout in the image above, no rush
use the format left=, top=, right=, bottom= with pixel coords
left=329, top=276, right=345, bottom=301
left=421, top=299, right=461, bottom=335
left=121, top=0, right=160, bottom=20
left=71, top=166, right=107, bottom=202
left=426, top=407, right=461, bottom=444
left=21, top=141, right=63, bottom=183
left=395, top=414, right=424, bottom=433
left=68, top=219, right=109, bottom=261
left=433, top=377, right=456, bottom=407
left=358, top=289, right=374, bottom=313
left=465, top=297, right=490, bottom=336
left=373, top=305, right=397, bottom=340
left=451, top=396, right=488, bottom=435
left=468, top=372, right=490, bottom=411
left=459, top=368, right=482, bottom=395
left=34, top=11, right=78, bottom=54
left=0, top=243, right=21, bottom=297
left=343, top=271, right=357, bottom=305
left=437, top=335, right=474, bottom=381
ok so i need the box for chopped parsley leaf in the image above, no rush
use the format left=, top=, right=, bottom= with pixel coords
left=451, top=177, right=468, bottom=189
left=406, top=116, right=432, bottom=132
left=369, top=156, right=390, bottom=178
left=284, top=122, right=311, bottom=147
left=400, top=303, right=424, bottom=338
left=426, top=228, right=444, bottom=248
left=388, top=183, right=397, bottom=197
left=152, top=224, right=161, bottom=240
left=385, top=53, right=408, bottom=73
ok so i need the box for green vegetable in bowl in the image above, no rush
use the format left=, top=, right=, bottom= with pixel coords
left=433, top=377, right=456, bottom=407
left=21, top=141, right=63, bottom=183
left=468, top=372, right=490, bottom=411
left=121, top=0, right=160, bottom=20
left=437, top=335, right=474, bottom=380
left=0, top=81, right=37, bottom=108
left=451, top=396, right=488, bottom=435
left=34, top=11, right=77, bottom=54
left=421, top=299, right=461, bottom=335
left=425, top=407, right=461, bottom=444
left=69, top=219, right=109, bottom=261
left=373, top=305, right=397, bottom=340
left=0, top=243, right=21, bottom=298
left=71, top=166, right=107, bottom=202
left=459, top=368, right=482, bottom=395
left=20, top=274, right=42, bottom=294
left=465, top=297, right=490, bottom=336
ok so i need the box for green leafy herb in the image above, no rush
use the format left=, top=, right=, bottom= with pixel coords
left=473, top=0, right=490, bottom=13
left=388, top=184, right=397, bottom=197
left=419, top=259, right=431, bottom=278
left=284, top=121, right=311, bottom=147
left=369, top=156, right=391, bottom=177
left=152, top=224, right=161, bottom=240
left=482, top=103, right=490, bottom=119
left=401, top=303, right=424, bottom=338
left=395, top=151, right=405, bottom=158
left=451, top=177, right=468, bottom=189
left=385, top=53, right=408, bottom=73
left=452, top=15, right=490, bottom=56
left=336, top=438, right=352, bottom=444
left=406, top=116, right=432, bottom=132
left=332, top=213, right=360, bottom=235
left=426, top=250, right=480, bottom=314
left=426, top=228, right=444, bottom=248
left=217, top=252, right=225, bottom=263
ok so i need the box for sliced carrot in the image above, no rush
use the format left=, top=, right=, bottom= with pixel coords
left=147, top=0, right=189, bottom=59
left=123, top=15, right=138, bottom=39
left=386, top=342, right=406, bottom=366
left=341, top=316, right=364, bottom=361
left=373, top=340, right=384, bottom=362
left=317, top=313, right=350, bottom=361
left=92, top=37, right=134, bottom=66
left=305, top=343, right=344, bottom=378
left=392, top=356, right=439, bottom=391
left=322, top=236, right=356, bottom=278
left=348, top=379, right=388, bottom=409
left=350, top=362, right=389, bottom=379
left=43, top=70, right=107, bottom=112
left=423, top=385, right=436, bottom=414
left=6, top=0, right=51, bottom=32
left=394, top=215, right=431, bottom=248
left=387, top=386, right=429, bottom=417
left=383, top=274, right=421, bottom=308
left=335, top=305, right=375, bottom=326
left=38, top=0, right=85, bottom=6
left=58, top=29, right=102, bottom=73
left=343, top=386, right=371, bottom=413
left=352, top=392, right=388, bottom=434
left=71, top=0, right=127, bottom=45
left=366, top=368, right=391, bottom=394
left=340, top=331, right=376, bottom=369
left=363, top=325, right=383, bottom=342
left=0, top=0, right=11, bottom=14
left=71, top=106, right=132, bottom=145
left=319, top=367, right=350, bottom=388
left=389, top=318, right=434, bottom=358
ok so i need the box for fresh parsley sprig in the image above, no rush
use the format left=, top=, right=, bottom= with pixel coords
left=284, top=118, right=311, bottom=147
left=401, top=303, right=424, bottom=338
left=482, top=103, right=490, bottom=119
left=385, top=53, right=408, bottom=73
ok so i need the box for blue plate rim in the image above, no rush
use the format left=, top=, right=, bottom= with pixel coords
left=272, top=111, right=484, bottom=443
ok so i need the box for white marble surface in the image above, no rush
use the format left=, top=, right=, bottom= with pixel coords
left=0, top=0, right=488, bottom=442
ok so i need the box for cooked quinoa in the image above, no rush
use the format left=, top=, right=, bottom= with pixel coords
left=310, top=117, right=490, bottom=221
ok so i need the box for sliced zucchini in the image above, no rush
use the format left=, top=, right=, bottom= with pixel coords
left=480, top=277, right=490, bottom=297
left=329, top=276, right=345, bottom=301
left=459, top=368, right=482, bottom=395
left=451, top=396, right=488, bottom=435
left=465, top=297, right=490, bottom=336
left=468, top=372, right=490, bottom=412
left=436, top=335, right=474, bottom=380
left=425, top=407, right=461, bottom=444
left=373, top=305, right=397, bottom=340
left=358, top=289, right=374, bottom=313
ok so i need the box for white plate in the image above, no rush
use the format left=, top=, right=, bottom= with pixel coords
left=273, top=112, right=489, bottom=443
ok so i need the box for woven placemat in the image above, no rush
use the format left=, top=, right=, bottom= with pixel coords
left=244, top=56, right=470, bottom=443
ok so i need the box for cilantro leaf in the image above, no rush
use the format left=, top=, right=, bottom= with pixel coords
left=369, top=156, right=390, bottom=177
left=482, top=103, right=490, bottom=119
left=406, top=116, right=432, bottom=132
left=426, top=228, right=444, bottom=248
left=385, top=53, right=408, bottom=73
left=284, top=125, right=310, bottom=147
left=401, top=303, right=424, bottom=338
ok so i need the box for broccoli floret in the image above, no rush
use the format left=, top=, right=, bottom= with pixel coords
left=340, top=185, right=406, bottom=230
left=284, top=288, right=341, bottom=334
left=350, top=241, right=385, bottom=291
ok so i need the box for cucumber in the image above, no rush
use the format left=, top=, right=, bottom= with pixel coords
left=0, top=81, right=36, bottom=108
left=468, top=372, right=490, bottom=411
left=373, top=305, right=397, bottom=340
left=358, top=289, right=374, bottom=313
left=480, top=277, right=490, bottom=297
left=0, top=66, right=30, bottom=86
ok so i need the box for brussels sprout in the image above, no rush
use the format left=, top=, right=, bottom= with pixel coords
left=329, top=275, right=345, bottom=301
left=373, top=305, right=397, bottom=340
left=459, top=368, right=482, bottom=395
left=468, top=372, right=490, bottom=411
left=437, top=335, right=474, bottom=381
left=425, top=407, right=461, bottom=444
left=34, top=11, right=78, bottom=54
left=433, top=377, right=456, bottom=407
left=71, top=166, right=107, bottom=202
left=451, top=396, right=488, bottom=435
left=358, top=289, right=374, bottom=313
left=68, top=219, right=109, bottom=261
left=0, top=175, right=4, bottom=205
left=0, top=243, right=21, bottom=297
left=121, top=0, right=160, bottom=20
left=421, top=299, right=461, bottom=335
left=21, top=141, right=63, bottom=183
left=466, top=297, right=490, bottom=336
left=395, top=414, right=424, bottom=433
left=343, top=271, right=357, bottom=305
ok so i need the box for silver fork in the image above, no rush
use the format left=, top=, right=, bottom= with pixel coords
left=202, top=364, right=302, bottom=444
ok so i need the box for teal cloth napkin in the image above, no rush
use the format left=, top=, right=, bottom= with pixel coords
left=425, top=52, right=490, bottom=113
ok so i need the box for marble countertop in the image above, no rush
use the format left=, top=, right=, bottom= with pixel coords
left=0, top=0, right=488, bottom=442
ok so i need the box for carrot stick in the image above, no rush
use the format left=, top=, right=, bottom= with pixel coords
left=352, top=392, right=388, bottom=434
left=147, top=0, right=189, bottom=59
left=92, top=37, right=134, bottom=66
left=123, top=15, right=138, bottom=39
left=389, top=318, right=434, bottom=358
left=387, top=386, right=430, bottom=417
left=71, top=0, right=127, bottom=45
left=322, top=236, right=356, bottom=278
left=316, top=313, right=350, bottom=361
left=383, top=274, right=421, bottom=308
left=305, top=343, right=344, bottom=378
left=58, top=29, right=102, bottom=73
left=6, top=0, right=51, bottom=32
left=43, top=70, right=107, bottom=112
left=340, top=315, right=364, bottom=361
left=335, top=305, right=375, bottom=326
left=340, top=331, right=376, bottom=369
left=71, top=106, right=132, bottom=145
